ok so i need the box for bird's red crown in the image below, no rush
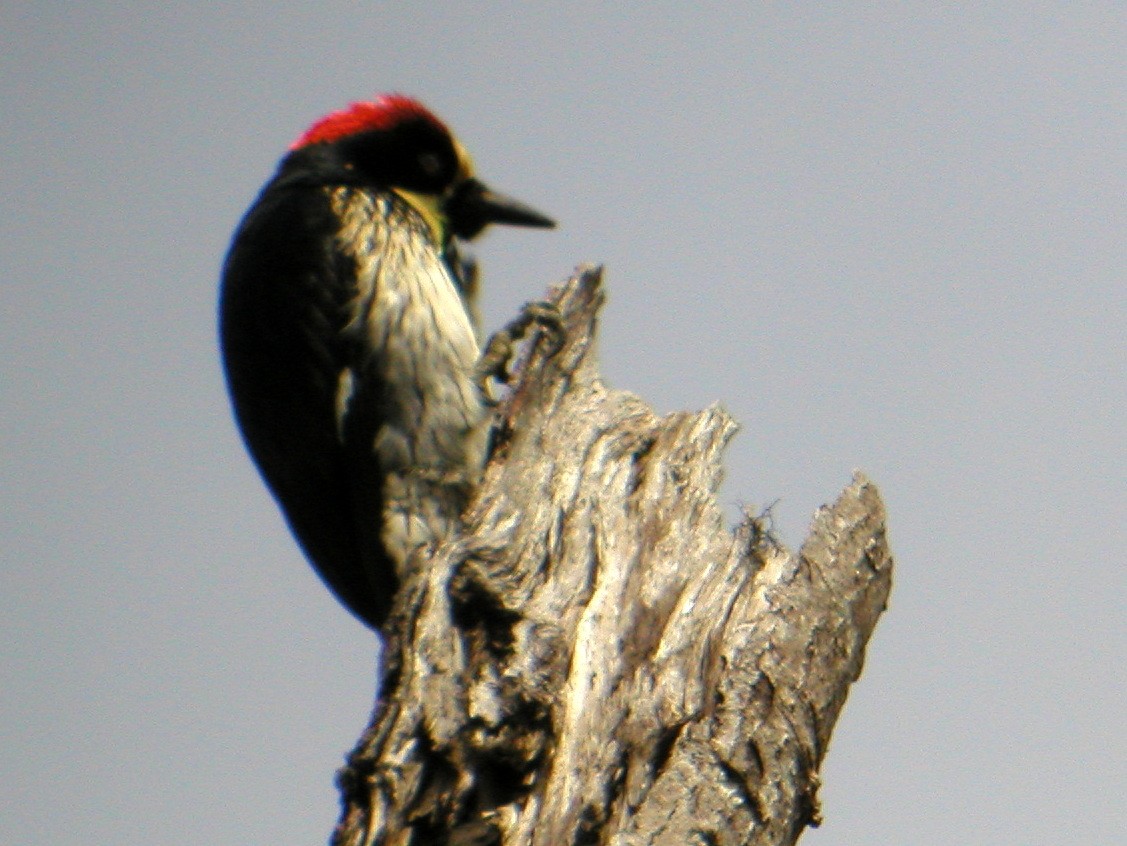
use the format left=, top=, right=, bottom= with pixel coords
left=290, top=94, right=448, bottom=150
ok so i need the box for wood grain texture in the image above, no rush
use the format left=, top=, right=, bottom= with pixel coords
left=332, top=267, right=893, bottom=846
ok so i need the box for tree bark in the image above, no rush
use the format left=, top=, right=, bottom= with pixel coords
left=332, top=266, right=893, bottom=846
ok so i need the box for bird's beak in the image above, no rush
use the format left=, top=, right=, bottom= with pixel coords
left=473, top=185, right=556, bottom=229
left=447, top=178, right=556, bottom=239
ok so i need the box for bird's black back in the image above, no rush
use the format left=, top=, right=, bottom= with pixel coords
left=219, top=153, right=394, bottom=628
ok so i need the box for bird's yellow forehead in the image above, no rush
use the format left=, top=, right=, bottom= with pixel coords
left=452, top=137, right=475, bottom=182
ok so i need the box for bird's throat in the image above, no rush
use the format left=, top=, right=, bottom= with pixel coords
left=391, top=188, right=445, bottom=245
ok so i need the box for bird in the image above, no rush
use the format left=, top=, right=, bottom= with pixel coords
left=219, top=94, right=555, bottom=631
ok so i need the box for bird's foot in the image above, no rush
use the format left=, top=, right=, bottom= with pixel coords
left=476, top=300, right=565, bottom=397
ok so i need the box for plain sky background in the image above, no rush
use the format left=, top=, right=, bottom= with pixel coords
left=2, top=3, right=1123, bottom=844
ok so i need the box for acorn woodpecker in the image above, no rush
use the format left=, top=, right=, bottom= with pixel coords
left=220, top=94, right=555, bottom=630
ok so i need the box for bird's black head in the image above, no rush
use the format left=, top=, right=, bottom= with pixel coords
left=290, top=94, right=555, bottom=241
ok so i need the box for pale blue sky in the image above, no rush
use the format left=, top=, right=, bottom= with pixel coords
left=2, top=4, right=1124, bottom=844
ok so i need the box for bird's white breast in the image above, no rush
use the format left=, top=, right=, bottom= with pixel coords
left=329, top=188, right=487, bottom=477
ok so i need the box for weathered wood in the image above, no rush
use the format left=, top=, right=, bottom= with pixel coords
left=332, top=266, right=893, bottom=846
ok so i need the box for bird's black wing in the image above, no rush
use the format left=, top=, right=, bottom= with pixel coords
left=219, top=173, right=391, bottom=629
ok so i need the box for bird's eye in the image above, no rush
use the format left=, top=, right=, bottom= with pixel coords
left=417, top=151, right=443, bottom=177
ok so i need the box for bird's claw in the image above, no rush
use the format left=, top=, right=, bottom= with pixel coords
left=477, top=300, right=565, bottom=396
left=512, top=300, right=566, bottom=358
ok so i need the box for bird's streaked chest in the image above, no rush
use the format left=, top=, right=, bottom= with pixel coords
left=328, top=187, right=486, bottom=473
